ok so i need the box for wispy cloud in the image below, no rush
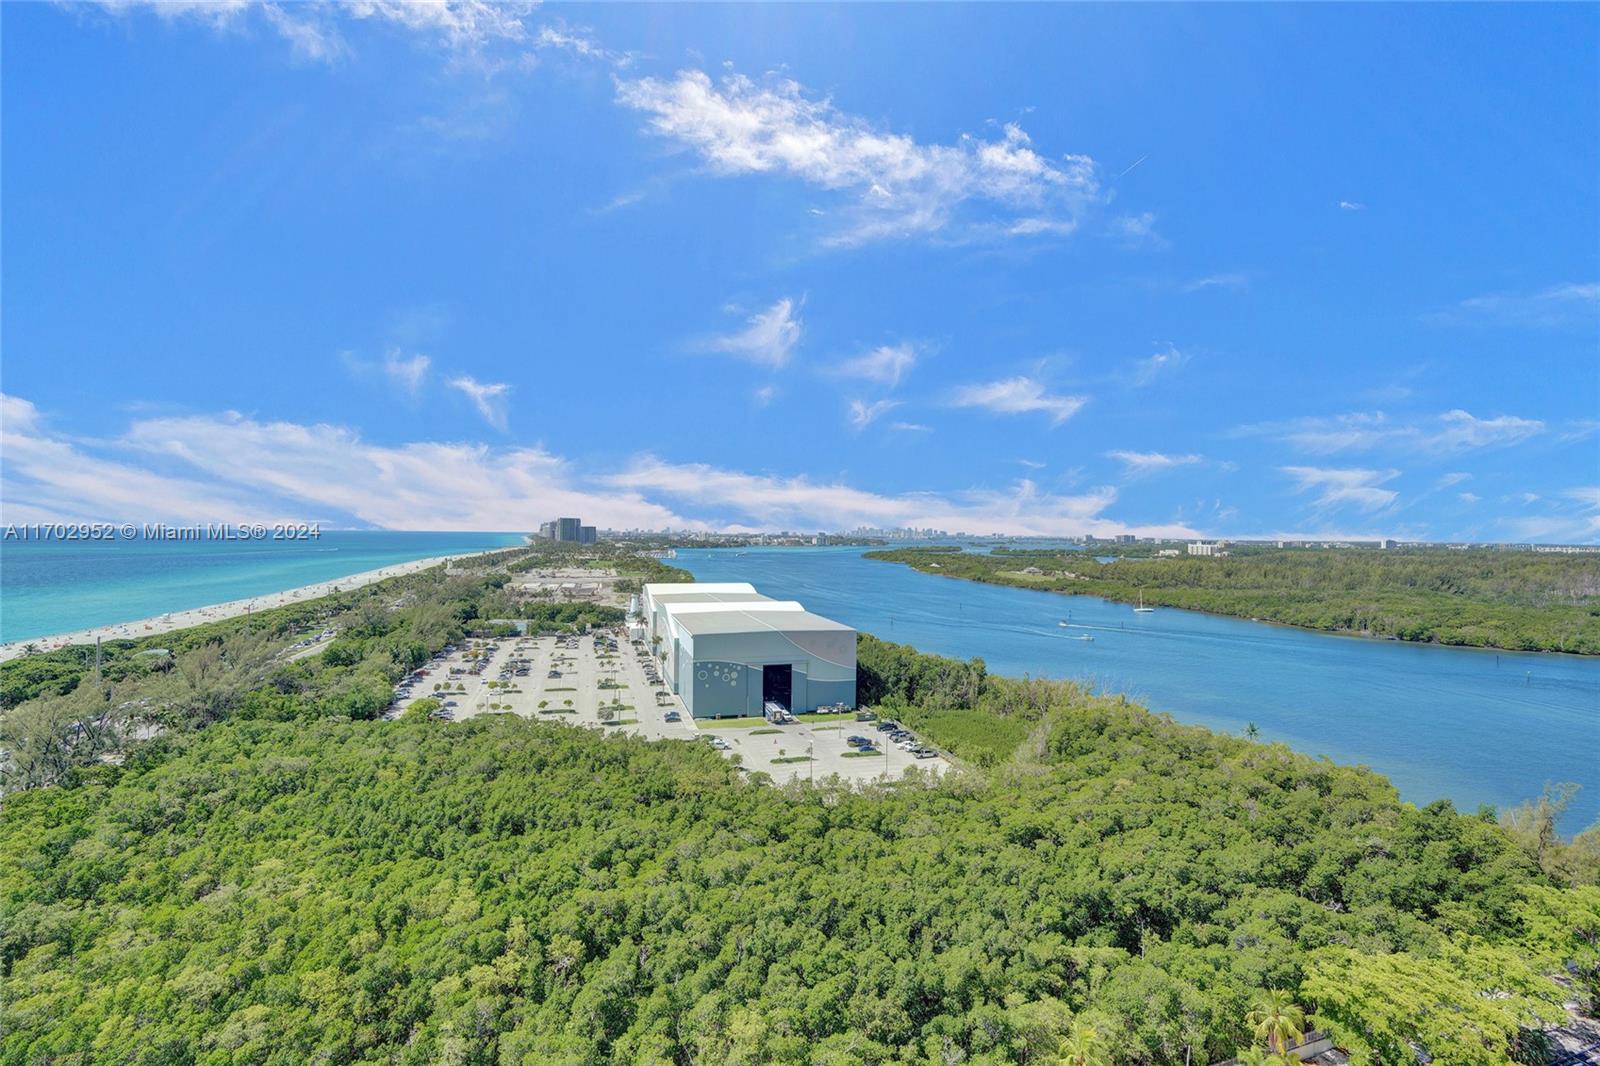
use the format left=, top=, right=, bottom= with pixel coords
left=1433, top=282, right=1599, bottom=328
left=1181, top=273, right=1248, bottom=293
left=96, top=0, right=544, bottom=64
left=1130, top=344, right=1189, bottom=386
left=950, top=376, right=1086, bottom=426
left=447, top=376, right=511, bottom=430
left=615, top=69, right=1101, bottom=246
left=835, top=343, right=917, bottom=388
left=1281, top=465, right=1399, bottom=513
left=1338, top=200, right=1366, bottom=211
left=1458, top=492, right=1481, bottom=505
left=890, top=422, right=931, bottom=433
left=341, top=348, right=432, bottom=399
left=1106, top=450, right=1203, bottom=477
left=848, top=398, right=901, bottom=429
left=706, top=298, right=802, bottom=369
left=1110, top=211, right=1163, bottom=247
left=606, top=455, right=1194, bottom=538
left=1237, top=409, right=1544, bottom=456
left=383, top=350, right=431, bottom=396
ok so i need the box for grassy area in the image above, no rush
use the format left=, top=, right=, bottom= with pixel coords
left=770, top=755, right=814, bottom=764
left=749, top=727, right=783, bottom=735
left=544, top=686, right=576, bottom=692
left=842, top=750, right=883, bottom=758
left=699, top=717, right=773, bottom=729
left=902, top=706, right=1030, bottom=766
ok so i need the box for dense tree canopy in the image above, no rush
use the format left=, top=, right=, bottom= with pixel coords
left=3, top=552, right=1597, bottom=1064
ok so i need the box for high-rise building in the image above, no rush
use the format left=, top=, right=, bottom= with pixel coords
left=538, top=520, right=557, bottom=540
left=557, top=517, right=582, bottom=542
left=578, top=525, right=597, bottom=545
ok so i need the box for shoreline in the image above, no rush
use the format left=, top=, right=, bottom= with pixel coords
left=0, top=547, right=513, bottom=662
left=863, top=553, right=1600, bottom=659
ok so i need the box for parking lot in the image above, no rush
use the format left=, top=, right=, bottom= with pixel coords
left=389, top=628, right=951, bottom=784
left=390, top=629, right=699, bottom=742
left=700, top=713, right=950, bottom=785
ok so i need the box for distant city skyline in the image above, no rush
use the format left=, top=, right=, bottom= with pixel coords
left=1, top=4, right=1595, bottom=542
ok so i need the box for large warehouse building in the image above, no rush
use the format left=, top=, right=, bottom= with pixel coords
left=639, top=582, right=857, bottom=719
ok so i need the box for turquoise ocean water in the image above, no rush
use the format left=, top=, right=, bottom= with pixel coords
left=1, top=531, right=526, bottom=643
left=676, top=546, right=1600, bottom=832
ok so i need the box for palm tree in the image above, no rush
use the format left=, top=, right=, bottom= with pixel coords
left=22, top=643, right=39, bottom=657
left=1057, top=1022, right=1110, bottom=1066
left=1246, top=990, right=1305, bottom=1056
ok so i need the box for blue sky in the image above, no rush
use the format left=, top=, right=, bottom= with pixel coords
left=2, top=2, right=1596, bottom=540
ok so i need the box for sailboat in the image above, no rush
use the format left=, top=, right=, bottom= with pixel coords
left=1133, top=592, right=1155, bottom=613
left=1058, top=620, right=1070, bottom=627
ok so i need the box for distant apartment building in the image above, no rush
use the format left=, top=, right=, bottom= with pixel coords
left=1114, top=534, right=1137, bottom=544
left=1188, top=541, right=1228, bottom=557
left=538, top=517, right=595, bottom=543
left=1379, top=538, right=1398, bottom=549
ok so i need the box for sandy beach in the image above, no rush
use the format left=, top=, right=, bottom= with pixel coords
left=0, top=550, right=495, bottom=663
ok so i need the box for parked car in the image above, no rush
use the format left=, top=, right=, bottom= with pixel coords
left=913, top=748, right=937, bottom=759
left=846, top=735, right=870, bottom=747
left=664, top=711, right=681, bottom=723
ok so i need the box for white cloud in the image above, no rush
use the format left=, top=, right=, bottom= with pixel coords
left=890, top=422, right=931, bottom=433
left=383, top=350, right=431, bottom=396
left=4, top=393, right=1204, bottom=538
left=836, top=343, right=917, bottom=388
left=1458, top=492, right=1481, bottom=505
left=707, top=298, right=802, bottom=369
left=1181, top=273, right=1248, bottom=293
left=96, top=1, right=541, bottom=63
left=848, top=399, right=901, bottom=429
left=1338, top=200, right=1366, bottom=211
left=1131, top=344, right=1189, bottom=386
left=606, top=455, right=1197, bottom=538
left=1435, top=471, right=1472, bottom=489
left=753, top=385, right=777, bottom=407
left=1567, top=487, right=1600, bottom=511
left=950, top=376, right=1086, bottom=426
left=1439, top=282, right=1599, bottom=328
left=447, top=376, right=511, bottom=430
left=259, top=3, right=345, bottom=62
left=346, top=0, right=535, bottom=52
left=1238, top=409, right=1544, bottom=456
left=1106, top=450, right=1203, bottom=477
left=1280, top=465, right=1399, bottom=513
left=615, top=69, right=1100, bottom=245
left=1, top=394, right=689, bottom=531
left=1111, top=211, right=1162, bottom=246
left=0, top=395, right=280, bottom=526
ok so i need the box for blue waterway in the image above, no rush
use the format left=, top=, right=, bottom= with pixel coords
left=676, top=546, right=1600, bottom=832
left=1, top=531, right=526, bottom=643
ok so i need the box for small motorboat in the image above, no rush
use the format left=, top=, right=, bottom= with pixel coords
left=1058, top=620, right=1070, bottom=627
